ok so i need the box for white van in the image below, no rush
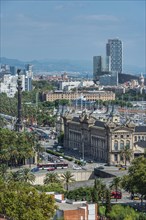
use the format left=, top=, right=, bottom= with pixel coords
left=57, top=146, right=63, bottom=151
left=59, top=156, right=63, bottom=161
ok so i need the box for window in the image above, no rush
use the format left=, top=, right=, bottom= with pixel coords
left=114, top=154, right=118, bottom=161
left=115, top=135, right=117, bottom=138
left=114, top=141, right=118, bottom=151
left=121, top=135, right=123, bottom=138
left=126, top=140, right=130, bottom=148
left=134, top=136, right=137, bottom=142
left=120, top=141, right=124, bottom=150
left=127, top=135, right=129, bottom=138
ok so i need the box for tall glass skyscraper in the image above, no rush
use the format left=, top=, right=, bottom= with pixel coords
left=106, top=39, right=122, bottom=73
left=93, top=56, right=110, bottom=83
left=93, top=56, right=102, bottom=81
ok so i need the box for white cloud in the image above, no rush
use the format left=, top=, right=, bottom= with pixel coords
left=3, top=13, right=57, bottom=31
left=76, top=14, right=119, bottom=22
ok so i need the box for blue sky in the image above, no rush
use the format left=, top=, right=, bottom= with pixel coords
left=1, top=0, right=145, bottom=69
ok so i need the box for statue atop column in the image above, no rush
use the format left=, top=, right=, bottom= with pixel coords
left=15, top=69, right=23, bottom=132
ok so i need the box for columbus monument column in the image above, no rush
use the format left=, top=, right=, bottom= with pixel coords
left=15, top=69, right=23, bottom=132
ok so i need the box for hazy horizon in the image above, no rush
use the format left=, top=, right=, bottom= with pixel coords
left=1, top=1, right=145, bottom=71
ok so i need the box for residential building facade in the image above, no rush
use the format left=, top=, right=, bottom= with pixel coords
left=43, top=90, right=115, bottom=102
left=59, top=80, right=94, bottom=91
left=0, top=71, right=33, bottom=98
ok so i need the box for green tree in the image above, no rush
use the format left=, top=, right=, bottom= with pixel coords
left=122, top=157, right=146, bottom=205
left=92, top=186, right=99, bottom=203
left=108, top=204, right=139, bottom=220
left=8, top=145, right=19, bottom=168
left=35, top=183, right=64, bottom=193
left=66, top=187, right=93, bottom=202
left=58, top=132, right=64, bottom=145
left=32, top=80, right=53, bottom=91
left=0, top=129, right=36, bottom=168
left=120, top=145, right=133, bottom=166
left=35, top=142, right=44, bottom=164
left=7, top=170, right=21, bottom=182
left=44, top=172, right=60, bottom=184
left=0, top=116, right=7, bottom=128
left=0, top=181, right=57, bottom=220
left=18, top=168, right=36, bottom=183
left=61, top=171, right=75, bottom=191
left=0, top=164, right=8, bottom=181
left=139, top=213, right=146, bottom=220
left=105, top=189, right=111, bottom=216
left=94, top=178, right=106, bottom=202
left=110, top=177, right=121, bottom=202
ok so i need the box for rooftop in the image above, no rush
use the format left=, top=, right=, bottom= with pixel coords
left=135, top=126, right=146, bottom=132
left=134, top=141, right=146, bottom=148
left=56, top=202, right=86, bottom=211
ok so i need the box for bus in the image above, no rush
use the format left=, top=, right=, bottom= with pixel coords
left=37, top=162, right=68, bottom=171
left=111, top=191, right=122, bottom=199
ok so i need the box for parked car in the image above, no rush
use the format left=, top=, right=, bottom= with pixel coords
left=131, top=194, right=141, bottom=200
left=96, top=166, right=104, bottom=170
left=119, top=165, right=127, bottom=171
left=111, top=191, right=122, bottom=199
left=59, top=156, right=64, bottom=161
left=115, top=164, right=123, bottom=167
left=73, top=165, right=82, bottom=170
left=31, top=167, right=39, bottom=172
left=87, top=160, right=94, bottom=163
left=47, top=167, right=55, bottom=171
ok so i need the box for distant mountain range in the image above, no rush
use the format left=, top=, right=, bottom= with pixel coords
left=0, top=57, right=145, bottom=76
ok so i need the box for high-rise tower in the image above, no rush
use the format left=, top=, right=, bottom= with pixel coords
left=106, top=39, right=122, bottom=73
left=93, top=56, right=102, bottom=82
left=93, top=56, right=110, bottom=83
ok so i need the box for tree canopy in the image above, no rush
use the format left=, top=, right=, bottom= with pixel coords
left=0, top=128, right=35, bottom=168
left=0, top=180, right=57, bottom=220
left=107, top=204, right=139, bottom=220
left=122, top=157, right=146, bottom=200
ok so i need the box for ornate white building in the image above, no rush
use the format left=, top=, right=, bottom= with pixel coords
left=63, top=112, right=146, bottom=165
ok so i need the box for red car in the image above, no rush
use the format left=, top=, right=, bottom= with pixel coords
left=111, top=191, right=122, bottom=199
left=47, top=167, right=55, bottom=171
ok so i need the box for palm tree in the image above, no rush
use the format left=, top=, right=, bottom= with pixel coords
left=15, top=132, right=35, bottom=167
left=61, top=171, right=75, bottom=191
left=110, top=177, right=121, bottom=202
left=0, top=148, right=10, bottom=165
left=19, top=168, right=36, bottom=183
left=8, top=171, right=20, bottom=182
left=44, top=172, right=60, bottom=185
left=105, top=189, right=111, bottom=216
left=34, top=142, right=44, bottom=164
left=120, top=146, right=133, bottom=166
left=94, top=178, right=106, bottom=202
left=8, top=168, right=35, bottom=184
left=8, top=145, right=18, bottom=168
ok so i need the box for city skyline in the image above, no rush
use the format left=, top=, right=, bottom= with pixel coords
left=1, top=1, right=145, bottom=71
